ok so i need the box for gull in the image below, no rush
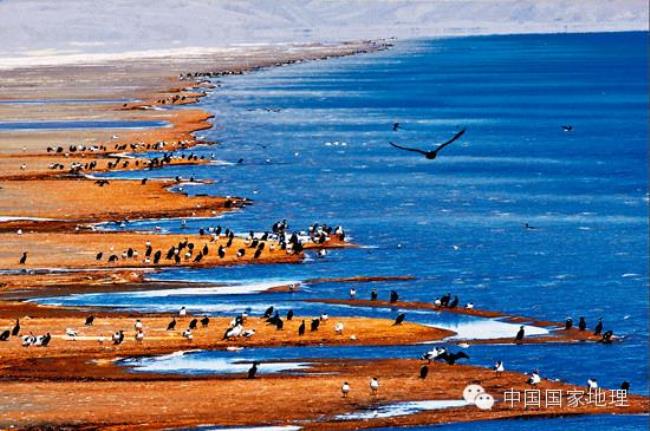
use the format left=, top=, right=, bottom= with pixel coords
left=65, top=328, right=79, bottom=340
left=341, top=382, right=351, bottom=398
left=334, top=322, right=344, bottom=335
left=389, top=129, right=466, bottom=160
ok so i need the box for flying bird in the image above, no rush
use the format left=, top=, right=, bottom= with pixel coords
left=389, top=129, right=466, bottom=159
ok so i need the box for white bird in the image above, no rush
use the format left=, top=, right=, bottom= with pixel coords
left=422, top=347, right=446, bottom=362
left=349, top=288, right=357, bottom=299
left=179, top=306, right=187, bottom=317
left=16, top=229, right=23, bottom=235
left=457, top=342, right=470, bottom=349
left=242, top=329, right=256, bottom=338
left=587, top=378, right=598, bottom=389
left=318, top=249, right=327, bottom=258
left=334, top=322, right=344, bottom=335
left=341, top=382, right=351, bottom=398
left=370, top=377, right=380, bottom=395
left=135, top=331, right=144, bottom=342
left=527, top=372, right=541, bottom=385
left=349, top=334, right=357, bottom=341
left=434, top=299, right=442, bottom=306
left=225, top=324, right=243, bottom=339
left=494, top=361, right=505, bottom=373
left=65, top=328, right=78, bottom=339
left=97, top=335, right=106, bottom=345
left=134, top=319, right=144, bottom=331
left=182, top=329, right=193, bottom=340
left=320, top=313, right=329, bottom=321
left=465, top=303, right=475, bottom=309
left=22, top=333, right=36, bottom=347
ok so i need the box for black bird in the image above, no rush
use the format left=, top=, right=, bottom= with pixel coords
left=218, top=246, right=226, bottom=258
left=562, top=125, right=574, bottom=132
left=275, top=319, right=284, bottom=330
left=0, top=330, right=9, bottom=341
left=621, top=381, right=630, bottom=391
left=96, top=252, right=103, bottom=261
left=437, top=351, right=469, bottom=365
left=167, top=318, right=177, bottom=331
left=594, top=318, right=603, bottom=336
left=515, top=326, right=525, bottom=343
left=286, top=309, right=294, bottom=321
left=310, top=319, right=320, bottom=332
left=392, top=122, right=400, bottom=131
left=188, top=318, right=198, bottom=330
left=389, top=129, right=466, bottom=160
left=389, top=290, right=399, bottom=303
left=370, top=289, right=378, bottom=301
left=419, top=364, right=429, bottom=379
left=448, top=296, right=459, bottom=309
left=600, top=330, right=614, bottom=344
left=153, top=250, right=162, bottom=264
left=298, top=320, right=306, bottom=336
left=263, top=306, right=274, bottom=319
left=11, top=319, right=20, bottom=336
left=524, top=223, right=536, bottom=230
left=85, top=315, right=95, bottom=326
left=393, top=313, right=406, bottom=326
left=440, top=293, right=451, bottom=307
left=200, top=316, right=210, bottom=328
left=565, top=318, right=573, bottom=330
left=248, top=361, right=259, bottom=379
left=578, top=317, right=587, bottom=331
left=202, top=244, right=209, bottom=255
left=19, top=252, right=27, bottom=265
left=40, top=333, right=52, bottom=347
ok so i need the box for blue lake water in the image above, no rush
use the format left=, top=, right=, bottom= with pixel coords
left=35, top=32, right=649, bottom=429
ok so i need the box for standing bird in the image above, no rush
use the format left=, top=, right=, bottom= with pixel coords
left=341, top=381, right=351, bottom=398
left=0, top=330, right=10, bottom=341
left=515, top=326, right=525, bottom=343
left=85, top=315, right=95, bottom=326
left=565, top=317, right=573, bottom=330
left=310, top=319, right=320, bottom=332
left=494, top=361, right=505, bottom=373
left=594, top=318, right=603, bottom=336
left=298, top=320, right=306, bottom=336
left=370, top=377, right=380, bottom=396
left=527, top=371, right=541, bottom=385
left=19, top=252, right=27, bottom=265
left=188, top=318, right=198, bottom=330
left=393, top=313, right=406, bottom=325
left=179, top=306, right=187, bottom=317
left=621, top=381, right=630, bottom=391
left=419, top=365, right=429, bottom=379
left=587, top=378, right=599, bottom=390
left=247, top=361, right=259, bottom=379
left=167, top=318, right=177, bottom=331
left=286, top=309, right=294, bottom=321
left=389, top=290, right=399, bottom=303
left=389, top=129, right=466, bottom=160
left=578, top=317, right=587, bottom=331
left=200, top=316, right=210, bottom=328
left=11, top=319, right=20, bottom=336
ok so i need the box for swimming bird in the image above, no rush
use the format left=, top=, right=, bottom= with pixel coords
left=527, top=371, right=541, bottom=385
left=389, top=129, right=466, bottom=159
left=578, top=317, right=587, bottom=331
left=200, top=316, right=210, bottom=328
left=167, top=318, right=177, bottom=331
left=494, top=361, right=505, bottom=373
left=11, top=319, right=20, bottom=336
left=349, top=288, right=357, bottom=299
left=524, top=223, right=536, bottom=230
left=422, top=347, right=446, bottom=363
left=370, top=377, right=380, bottom=395
left=600, top=330, right=614, bottom=344
left=437, top=351, right=469, bottom=365
left=561, top=125, right=573, bottom=132
left=515, top=326, right=525, bottom=343
left=392, top=122, right=400, bottom=131
left=393, top=313, right=406, bottom=325
left=594, top=318, right=603, bottom=336
left=247, top=361, right=259, bottom=379
left=0, top=330, right=10, bottom=341
left=19, top=252, right=27, bottom=265
left=334, top=322, right=344, bottom=335
left=419, top=365, right=429, bottom=379
left=565, top=318, right=573, bottom=330
left=298, top=320, right=306, bottom=336
left=465, top=303, right=474, bottom=309
left=341, top=381, right=351, bottom=398
left=371, top=289, right=378, bottom=301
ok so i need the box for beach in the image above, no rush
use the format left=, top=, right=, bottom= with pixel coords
left=0, top=27, right=648, bottom=431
